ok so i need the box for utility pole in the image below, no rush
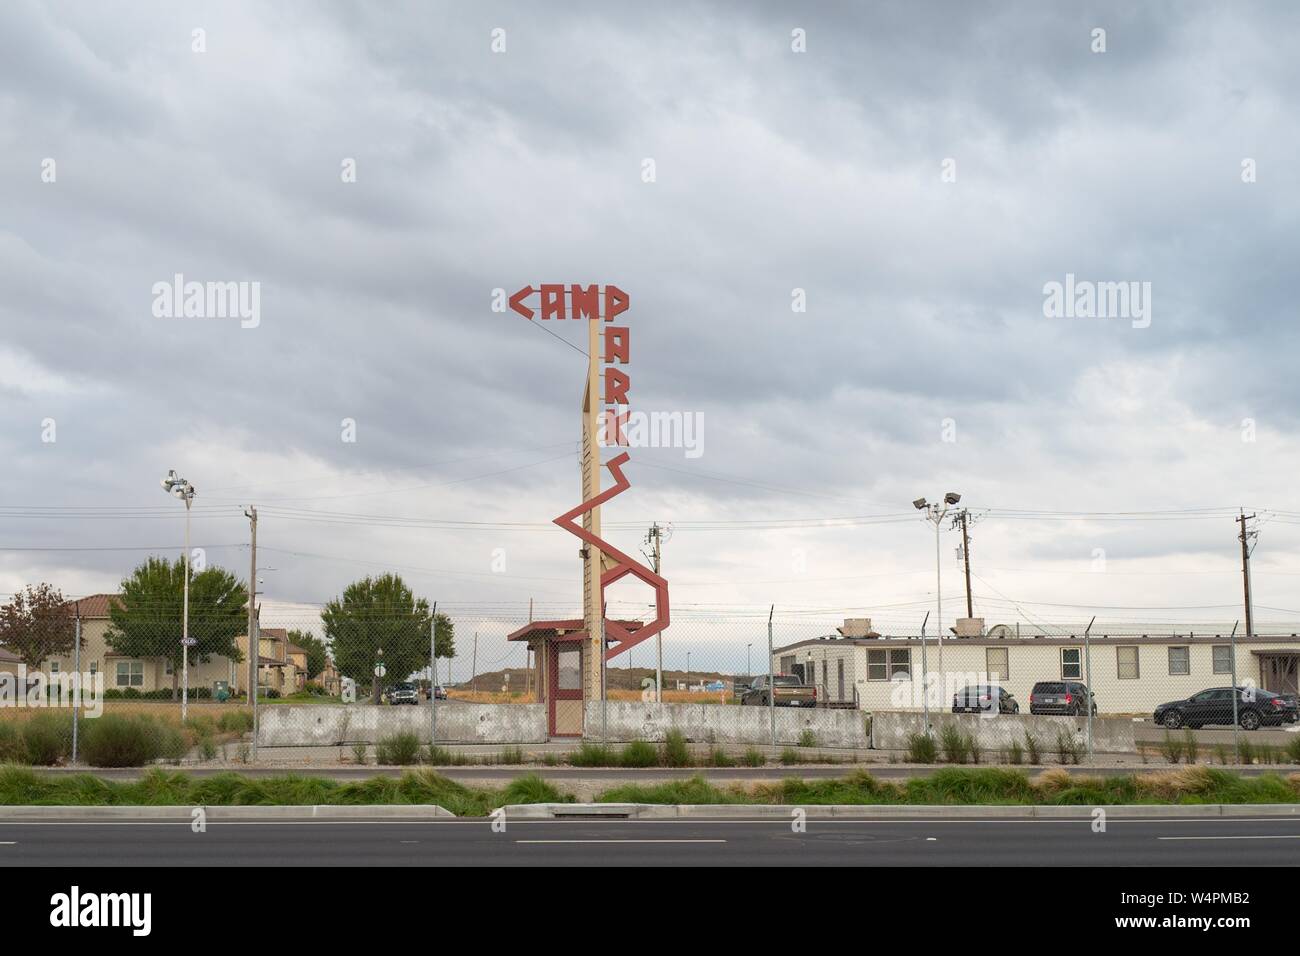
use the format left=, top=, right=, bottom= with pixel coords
left=1237, top=511, right=1257, bottom=639
left=244, top=506, right=258, bottom=758
left=644, top=522, right=666, bottom=703
left=955, top=509, right=974, bottom=619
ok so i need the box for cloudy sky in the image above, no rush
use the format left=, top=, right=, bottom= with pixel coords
left=3, top=1, right=1300, bottom=672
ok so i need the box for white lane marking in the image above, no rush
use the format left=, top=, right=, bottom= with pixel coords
left=1158, top=835, right=1300, bottom=841
left=0, top=841, right=14, bottom=845
left=926, top=837, right=937, bottom=841
left=517, top=839, right=726, bottom=844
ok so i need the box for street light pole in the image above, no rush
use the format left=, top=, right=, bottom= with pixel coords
left=162, top=470, right=196, bottom=721
left=914, top=493, right=961, bottom=683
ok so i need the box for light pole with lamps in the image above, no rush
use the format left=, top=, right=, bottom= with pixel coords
left=161, top=470, right=196, bottom=720
left=913, top=492, right=961, bottom=680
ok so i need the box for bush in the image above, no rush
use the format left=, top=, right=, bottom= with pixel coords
left=939, top=724, right=969, bottom=764
left=1024, top=733, right=1041, bottom=765
left=22, top=713, right=72, bottom=766
left=1008, top=740, right=1024, bottom=765
left=218, top=710, right=254, bottom=734
left=1160, top=731, right=1185, bottom=764
left=1183, top=729, right=1200, bottom=764
left=351, top=742, right=368, bottom=766
left=1239, top=739, right=1256, bottom=765
left=780, top=747, right=802, bottom=765
left=619, top=740, right=658, bottom=768
left=797, top=729, right=818, bottom=748
left=740, top=747, right=766, bottom=767
left=81, top=715, right=160, bottom=768
left=660, top=730, right=692, bottom=768
left=375, top=732, right=421, bottom=766
left=966, top=734, right=981, bottom=765
left=906, top=732, right=937, bottom=764
left=498, top=746, right=524, bottom=765
left=710, top=747, right=736, bottom=767
left=570, top=742, right=618, bottom=767
left=1286, top=737, right=1300, bottom=764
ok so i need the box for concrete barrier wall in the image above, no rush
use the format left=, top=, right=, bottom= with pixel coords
left=584, top=701, right=870, bottom=749
left=257, top=702, right=548, bottom=746
left=870, top=710, right=1137, bottom=754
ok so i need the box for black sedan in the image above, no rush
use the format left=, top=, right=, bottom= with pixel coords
left=952, top=684, right=1019, bottom=715
left=1154, top=686, right=1299, bottom=730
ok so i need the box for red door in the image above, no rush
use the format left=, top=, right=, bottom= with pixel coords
left=548, top=643, right=584, bottom=736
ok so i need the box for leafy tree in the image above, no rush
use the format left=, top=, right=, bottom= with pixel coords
left=286, top=629, right=329, bottom=679
left=0, top=583, right=76, bottom=668
left=106, top=556, right=248, bottom=699
left=322, top=574, right=453, bottom=702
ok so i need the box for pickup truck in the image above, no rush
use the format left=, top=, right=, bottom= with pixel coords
left=739, top=674, right=817, bottom=708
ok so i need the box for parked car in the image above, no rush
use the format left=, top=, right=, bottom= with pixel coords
left=1154, top=686, right=1299, bottom=730
left=952, top=684, right=1019, bottom=715
left=1028, top=681, right=1096, bottom=716
left=432, top=685, right=448, bottom=701
left=386, top=681, right=420, bottom=705
left=740, top=674, right=817, bottom=708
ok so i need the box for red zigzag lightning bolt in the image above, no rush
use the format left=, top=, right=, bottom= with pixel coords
left=554, top=452, right=670, bottom=661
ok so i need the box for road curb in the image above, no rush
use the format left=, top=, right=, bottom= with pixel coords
left=500, top=802, right=1300, bottom=819
left=0, top=804, right=456, bottom=820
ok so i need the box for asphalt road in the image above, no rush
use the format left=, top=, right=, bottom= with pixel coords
left=4, top=815, right=1300, bottom=866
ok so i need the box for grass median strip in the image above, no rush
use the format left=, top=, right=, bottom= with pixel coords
left=4, top=765, right=1300, bottom=813
left=595, top=767, right=1300, bottom=806
left=0, top=765, right=571, bottom=816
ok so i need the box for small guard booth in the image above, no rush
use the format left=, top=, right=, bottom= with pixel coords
left=507, top=618, right=644, bottom=737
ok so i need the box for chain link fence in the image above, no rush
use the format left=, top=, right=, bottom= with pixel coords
left=3, top=607, right=1300, bottom=769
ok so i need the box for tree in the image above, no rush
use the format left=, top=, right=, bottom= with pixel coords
left=106, top=556, right=248, bottom=699
left=322, top=574, right=453, bottom=702
left=0, top=583, right=76, bottom=668
left=286, top=629, right=328, bottom=679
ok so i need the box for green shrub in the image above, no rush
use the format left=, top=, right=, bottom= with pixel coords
left=1056, top=730, right=1084, bottom=765
left=81, top=715, right=159, bottom=767
left=1008, top=740, right=1024, bottom=765
left=660, top=730, right=692, bottom=768
left=1285, top=737, right=1300, bottom=764
left=200, top=738, right=217, bottom=761
left=376, top=732, right=421, bottom=766
left=740, top=747, right=766, bottom=767
left=1183, top=729, right=1200, bottom=764
left=1160, top=731, right=1185, bottom=764
left=780, top=747, right=802, bottom=765
left=218, top=710, right=254, bottom=734
left=709, top=747, right=736, bottom=767
left=797, top=729, right=818, bottom=748
left=0, top=723, right=23, bottom=763
left=570, top=742, right=618, bottom=767
left=939, top=724, right=969, bottom=764
left=351, top=742, right=368, bottom=766
left=620, top=740, right=658, bottom=768
left=1024, top=733, right=1041, bottom=765
left=22, top=713, right=72, bottom=765
left=497, top=746, right=525, bottom=765
left=966, top=734, right=981, bottom=764
left=1239, top=738, right=1255, bottom=765
left=906, top=732, right=937, bottom=763
left=1215, top=744, right=1229, bottom=765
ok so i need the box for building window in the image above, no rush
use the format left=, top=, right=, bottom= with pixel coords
left=986, top=647, right=1009, bottom=682
left=780, top=655, right=795, bottom=674
left=867, top=648, right=912, bottom=681
left=49, top=661, right=60, bottom=675
left=116, top=661, right=144, bottom=688
left=89, top=662, right=98, bottom=677
left=1168, top=646, right=1190, bottom=676
left=1117, top=646, right=1139, bottom=680
left=1061, top=648, right=1081, bottom=679
left=1212, top=645, right=1232, bottom=675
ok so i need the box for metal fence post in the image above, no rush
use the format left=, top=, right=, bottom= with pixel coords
left=601, top=614, right=608, bottom=743
left=430, top=601, right=438, bottom=749
left=1230, top=620, right=1240, bottom=765
left=72, top=612, right=81, bottom=764
left=1084, top=616, right=1095, bottom=763
left=920, top=611, right=930, bottom=736
left=767, top=605, right=775, bottom=749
